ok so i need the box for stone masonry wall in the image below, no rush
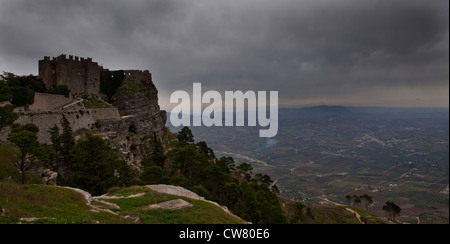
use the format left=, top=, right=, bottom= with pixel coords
left=17, top=93, right=73, bottom=112
left=13, top=108, right=121, bottom=144
left=39, top=55, right=101, bottom=95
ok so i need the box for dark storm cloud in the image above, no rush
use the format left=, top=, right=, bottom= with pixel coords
left=0, top=0, right=448, bottom=107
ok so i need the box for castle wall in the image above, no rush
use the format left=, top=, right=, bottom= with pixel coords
left=85, top=61, right=101, bottom=94
left=122, top=70, right=152, bottom=84
left=38, top=55, right=102, bottom=95
left=14, top=108, right=121, bottom=144
left=19, top=93, right=73, bottom=111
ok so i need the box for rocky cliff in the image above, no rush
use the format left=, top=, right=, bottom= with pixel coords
left=111, top=70, right=166, bottom=139
left=94, top=70, right=168, bottom=170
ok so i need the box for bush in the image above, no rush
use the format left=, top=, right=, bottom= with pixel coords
left=139, top=165, right=169, bottom=185
left=11, top=87, right=34, bottom=107
left=48, top=85, right=70, bottom=97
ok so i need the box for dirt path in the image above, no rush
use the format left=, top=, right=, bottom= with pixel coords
left=345, top=208, right=364, bottom=224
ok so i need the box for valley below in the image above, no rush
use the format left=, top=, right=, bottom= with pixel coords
left=169, top=106, right=450, bottom=224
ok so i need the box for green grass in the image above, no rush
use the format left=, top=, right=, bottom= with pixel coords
left=0, top=183, right=129, bottom=224
left=104, top=186, right=244, bottom=224
left=84, top=100, right=109, bottom=109
left=0, top=184, right=244, bottom=224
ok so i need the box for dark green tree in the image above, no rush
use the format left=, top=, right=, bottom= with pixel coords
left=177, top=126, right=194, bottom=145
left=48, top=124, right=61, bottom=169
left=1, top=73, right=46, bottom=92
left=7, top=124, right=40, bottom=184
left=0, top=105, right=18, bottom=133
left=149, top=132, right=166, bottom=167
left=11, top=86, right=35, bottom=107
left=196, top=141, right=216, bottom=159
left=361, top=194, right=373, bottom=210
left=345, top=195, right=353, bottom=206
left=0, top=82, right=12, bottom=102
left=60, top=115, right=74, bottom=163
left=383, top=201, right=402, bottom=221
left=139, top=165, right=169, bottom=185
left=70, top=135, right=132, bottom=195
left=49, top=85, right=70, bottom=97
left=217, top=157, right=236, bottom=173
left=236, top=163, right=253, bottom=182
left=353, top=195, right=362, bottom=208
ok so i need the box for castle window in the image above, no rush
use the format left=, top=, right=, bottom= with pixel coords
left=77, top=72, right=81, bottom=75
left=52, top=69, right=55, bottom=75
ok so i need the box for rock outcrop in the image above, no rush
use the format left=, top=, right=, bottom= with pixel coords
left=111, top=70, right=166, bottom=139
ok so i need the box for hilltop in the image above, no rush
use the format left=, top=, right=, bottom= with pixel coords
left=0, top=183, right=245, bottom=224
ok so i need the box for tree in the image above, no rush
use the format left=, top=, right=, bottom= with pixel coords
left=7, top=124, right=40, bottom=184
left=0, top=82, right=12, bottom=102
left=139, top=165, right=169, bottom=185
left=196, top=141, right=215, bottom=159
left=149, top=132, right=166, bottom=167
left=48, top=124, right=61, bottom=169
left=236, top=163, right=253, bottom=182
left=49, top=85, right=70, bottom=97
left=345, top=195, right=353, bottom=206
left=353, top=195, right=362, bottom=208
left=383, top=201, right=402, bottom=221
left=11, top=86, right=35, bottom=108
left=60, top=115, right=74, bottom=163
left=0, top=105, right=18, bottom=133
left=361, top=194, right=373, bottom=210
left=217, top=157, right=236, bottom=173
left=1, top=72, right=46, bottom=92
left=177, top=126, right=194, bottom=145
left=70, top=135, right=132, bottom=195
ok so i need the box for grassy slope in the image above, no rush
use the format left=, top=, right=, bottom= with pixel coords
left=0, top=183, right=127, bottom=224
left=106, top=186, right=244, bottom=224
left=0, top=183, right=244, bottom=224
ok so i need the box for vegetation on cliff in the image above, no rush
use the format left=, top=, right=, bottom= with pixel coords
left=138, top=126, right=286, bottom=224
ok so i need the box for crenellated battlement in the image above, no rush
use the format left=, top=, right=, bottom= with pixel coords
left=39, top=54, right=102, bottom=95
left=38, top=55, right=153, bottom=97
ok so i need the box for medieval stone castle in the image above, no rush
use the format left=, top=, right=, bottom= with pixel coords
left=39, top=55, right=101, bottom=95
left=2, top=55, right=167, bottom=161
left=38, top=54, right=152, bottom=96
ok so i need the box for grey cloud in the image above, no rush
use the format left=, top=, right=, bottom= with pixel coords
left=0, top=0, right=448, bottom=107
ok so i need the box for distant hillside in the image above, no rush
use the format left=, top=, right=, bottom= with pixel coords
left=169, top=106, right=449, bottom=224
left=279, top=198, right=387, bottom=224
left=0, top=183, right=245, bottom=224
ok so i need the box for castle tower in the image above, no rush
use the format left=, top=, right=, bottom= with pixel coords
left=38, top=54, right=101, bottom=95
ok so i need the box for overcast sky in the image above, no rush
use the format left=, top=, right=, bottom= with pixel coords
left=0, top=0, right=448, bottom=109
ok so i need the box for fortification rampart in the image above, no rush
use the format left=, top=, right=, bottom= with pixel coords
left=14, top=108, right=121, bottom=144
left=39, top=54, right=101, bottom=95
left=15, top=93, right=74, bottom=112
left=122, top=70, right=152, bottom=84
